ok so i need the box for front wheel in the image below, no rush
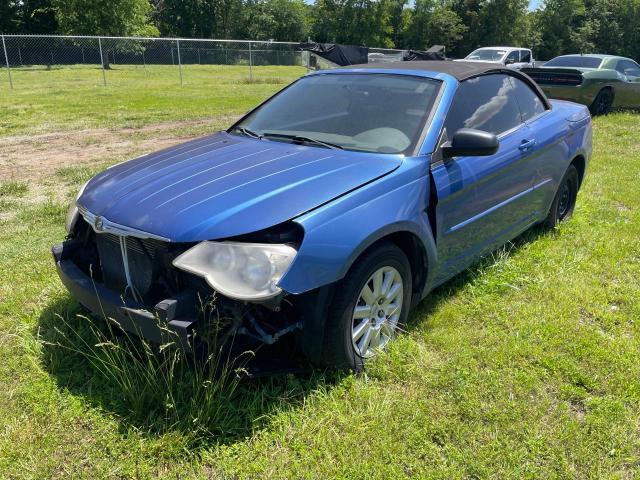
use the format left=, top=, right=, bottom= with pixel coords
left=589, top=88, right=613, bottom=116
left=322, top=243, right=412, bottom=371
left=542, top=164, right=579, bottom=229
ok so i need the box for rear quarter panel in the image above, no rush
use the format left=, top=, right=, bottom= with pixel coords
left=532, top=100, right=592, bottom=215
left=537, top=70, right=620, bottom=107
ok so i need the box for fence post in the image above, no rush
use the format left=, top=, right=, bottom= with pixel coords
left=248, top=42, right=253, bottom=81
left=176, top=39, right=183, bottom=86
left=97, top=37, right=106, bottom=86
left=1, top=35, right=13, bottom=89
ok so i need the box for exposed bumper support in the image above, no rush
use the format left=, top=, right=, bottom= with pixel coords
left=52, top=240, right=197, bottom=347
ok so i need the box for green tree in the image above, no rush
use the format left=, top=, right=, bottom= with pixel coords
left=535, top=0, right=587, bottom=59
left=577, top=0, right=639, bottom=58
left=448, top=0, right=529, bottom=56
left=241, top=0, right=310, bottom=41
left=384, top=0, right=408, bottom=48
left=480, top=0, right=529, bottom=46
left=402, top=0, right=467, bottom=51
left=311, top=0, right=395, bottom=47
left=0, top=0, right=57, bottom=34
left=151, top=0, right=199, bottom=37
left=54, top=0, right=159, bottom=36
left=20, top=0, right=58, bottom=33
left=0, top=0, right=20, bottom=33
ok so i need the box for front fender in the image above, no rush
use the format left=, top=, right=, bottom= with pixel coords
left=278, top=157, right=437, bottom=295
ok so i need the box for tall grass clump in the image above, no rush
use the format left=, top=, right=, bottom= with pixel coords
left=39, top=305, right=255, bottom=449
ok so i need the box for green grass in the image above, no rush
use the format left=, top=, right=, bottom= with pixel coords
left=0, top=84, right=639, bottom=477
left=0, top=180, right=28, bottom=197
left=0, top=64, right=306, bottom=135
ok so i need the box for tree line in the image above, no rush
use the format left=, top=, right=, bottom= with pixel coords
left=2, top=0, right=640, bottom=60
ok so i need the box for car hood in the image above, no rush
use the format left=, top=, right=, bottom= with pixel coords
left=537, top=66, right=599, bottom=73
left=78, top=132, right=402, bottom=242
left=456, top=58, right=502, bottom=63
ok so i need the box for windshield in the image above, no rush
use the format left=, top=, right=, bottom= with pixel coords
left=545, top=56, right=603, bottom=68
left=232, top=73, right=441, bottom=154
left=466, top=49, right=507, bottom=61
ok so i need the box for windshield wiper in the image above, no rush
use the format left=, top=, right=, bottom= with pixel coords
left=262, top=132, right=344, bottom=150
left=230, top=126, right=262, bottom=139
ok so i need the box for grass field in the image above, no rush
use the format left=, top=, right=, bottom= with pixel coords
left=0, top=68, right=639, bottom=478
left=0, top=64, right=306, bottom=135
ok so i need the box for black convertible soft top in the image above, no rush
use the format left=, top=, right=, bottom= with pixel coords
left=337, top=60, right=552, bottom=108
left=342, top=60, right=510, bottom=80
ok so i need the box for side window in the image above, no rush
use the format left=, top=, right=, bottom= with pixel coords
left=520, top=50, right=531, bottom=63
left=506, top=51, right=519, bottom=64
left=511, top=77, right=547, bottom=121
left=444, top=74, right=523, bottom=136
left=616, top=59, right=640, bottom=76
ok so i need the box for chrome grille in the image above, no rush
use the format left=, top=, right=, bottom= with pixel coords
left=95, top=232, right=168, bottom=301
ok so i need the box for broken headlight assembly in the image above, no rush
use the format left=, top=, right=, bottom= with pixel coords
left=172, top=241, right=297, bottom=301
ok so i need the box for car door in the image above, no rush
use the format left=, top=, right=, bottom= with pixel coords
left=519, top=49, right=533, bottom=68
left=430, top=74, right=539, bottom=281
left=614, top=59, right=640, bottom=108
left=504, top=50, right=520, bottom=68
left=510, top=76, right=567, bottom=217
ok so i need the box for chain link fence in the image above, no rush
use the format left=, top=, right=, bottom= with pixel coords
left=0, top=34, right=405, bottom=90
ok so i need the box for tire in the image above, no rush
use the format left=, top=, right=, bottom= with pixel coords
left=542, top=164, right=579, bottom=229
left=589, top=88, right=613, bottom=116
left=321, top=242, right=412, bottom=371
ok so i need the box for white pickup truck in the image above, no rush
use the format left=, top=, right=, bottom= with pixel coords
left=457, top=47, right=535, bottom=69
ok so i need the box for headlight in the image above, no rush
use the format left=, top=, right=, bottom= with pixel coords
left=65, top=181, right=89, bottom=233
left=172, top=241, right=297, bottom=301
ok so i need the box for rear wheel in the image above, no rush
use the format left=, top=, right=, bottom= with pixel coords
left=322, top=243, right=412, bottom=371
left=589, top=88, right=613, bottom=116
left=543, top=164, right=579, bottom=229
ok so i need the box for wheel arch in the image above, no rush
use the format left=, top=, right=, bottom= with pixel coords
left=571, top=154, right=586, bottom=188
left=338, top=227, right=433, bottom=306
left=590, top=85, right=615, bottom=112
left=293, top=226, right=434, bottom=365
left=602, top=84, right=615, bottom=98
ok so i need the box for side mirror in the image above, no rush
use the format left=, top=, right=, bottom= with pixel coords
left=442, top=128, right=499, bottom=159
left=504, top=57, right=516, bottom=65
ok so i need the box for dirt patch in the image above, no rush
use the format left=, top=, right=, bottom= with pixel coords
left=569, top=399, right=586, bottom=422
left=613, top=200, right=631, bottom=213
left=0, top=117, right=239, bottom=182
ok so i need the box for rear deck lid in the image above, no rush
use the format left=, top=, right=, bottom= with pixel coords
left=521, top=67, right=585, bottom=86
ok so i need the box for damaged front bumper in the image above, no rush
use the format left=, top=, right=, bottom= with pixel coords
left=52, top=240, right=199, bottom=348
left=52, top=239, right=332, bottom=364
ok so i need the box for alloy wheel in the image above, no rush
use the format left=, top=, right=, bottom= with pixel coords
left=351, top=266, right=404, bottom=358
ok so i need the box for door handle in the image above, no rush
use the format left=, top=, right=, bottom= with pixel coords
left=519, top=139, right=537, bottom=151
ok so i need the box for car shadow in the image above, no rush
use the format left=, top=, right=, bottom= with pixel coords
left=37, top=296, right=340, bottom=448
left=37, top=225, right=552, bottom=448
left=405, top=225, right=552, bottom=331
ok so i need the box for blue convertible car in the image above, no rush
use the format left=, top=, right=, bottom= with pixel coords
left=54, top=61, right=592, bottom=370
